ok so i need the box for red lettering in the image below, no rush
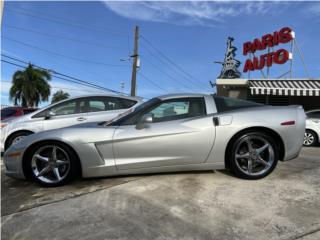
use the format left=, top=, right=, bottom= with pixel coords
left=261, top=34, right=274, bottom=49
left=253, top=56, right=265, bottom=70
left=273, top=31, right=279, bottom=46
left=279, top=27, right=293, bottom=44
left=243, top=59, right=254, bottom=72
left=274, top=49, right=289, bottom=64
left=252, top=39, right=263, bottom=52
left=265, top=52, right=274, bottom=67
left=243, top=42, right=252, bottom=55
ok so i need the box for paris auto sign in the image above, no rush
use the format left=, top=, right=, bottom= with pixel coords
left=243, top=27, right=294, bottom=73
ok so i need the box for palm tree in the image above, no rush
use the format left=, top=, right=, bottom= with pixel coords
left=9, top=64, right=51, bottom=107
left=51, top=90, right=70, bottom=104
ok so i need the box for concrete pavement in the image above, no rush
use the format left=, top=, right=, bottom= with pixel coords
left=1, top=147, right=320, bottom=240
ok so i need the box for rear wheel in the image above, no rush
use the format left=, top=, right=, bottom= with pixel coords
left=228, top=132, right=279, bottom=180
left=27, top=142, right=79, bottom=187
left=303, top=130, right=317, bottom=147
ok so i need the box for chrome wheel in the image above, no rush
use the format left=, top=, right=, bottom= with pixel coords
left=303, top=132, right=315, bottom=146
left=234, top=136, right=275, bottom=176
left=31, top=145, right=70, bottom=184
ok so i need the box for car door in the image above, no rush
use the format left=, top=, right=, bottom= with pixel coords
left=307, top=111, right=320, bottom=133
left=113, top=97, right=216, bottom=170
left=83, top=96, right=136, bottom=123
left=41, top=98, right=88, bottom=131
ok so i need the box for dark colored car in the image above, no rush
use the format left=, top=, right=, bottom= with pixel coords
left=1, top=107, right=38, bottom=121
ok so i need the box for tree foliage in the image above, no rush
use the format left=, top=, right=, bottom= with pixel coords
left=9, top=64, right=51, bottom=107
left=51, top=90, right=70, bottom=104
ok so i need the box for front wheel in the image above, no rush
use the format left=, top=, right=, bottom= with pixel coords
left=27, top=142, right=79, bottom=187
left=228, top=132, right=279, bottom=180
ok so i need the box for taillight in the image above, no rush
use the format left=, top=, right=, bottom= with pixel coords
left=281, top=121, right=295, bottom=126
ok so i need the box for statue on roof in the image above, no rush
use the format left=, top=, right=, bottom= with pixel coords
left=217, top=37, right=241, bottom=79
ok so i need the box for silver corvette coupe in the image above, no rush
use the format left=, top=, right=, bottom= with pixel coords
left=4, top=94, right=305, bottom=187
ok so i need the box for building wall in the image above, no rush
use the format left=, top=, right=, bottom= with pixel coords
left=216, top=78, right=320, bottom=110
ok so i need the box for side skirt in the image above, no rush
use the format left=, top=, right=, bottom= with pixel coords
left=84, top=162, right=225, bottom=178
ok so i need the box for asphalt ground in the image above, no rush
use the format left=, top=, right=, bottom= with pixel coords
left=1, top=147, right=320, bottom=240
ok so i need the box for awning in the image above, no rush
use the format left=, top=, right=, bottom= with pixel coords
left=249, top=80, right=320, bottom=96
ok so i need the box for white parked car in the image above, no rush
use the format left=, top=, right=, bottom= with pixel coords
left=304, top=109, right=320, bottom=146
left=1, top=94, right=142, bottom=151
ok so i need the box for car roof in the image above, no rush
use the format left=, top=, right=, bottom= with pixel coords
left=157, top=93, right=210, bottom=100
left=1, top=106, right=37, bottom=110
left=62, top=94, right=142, bottom=102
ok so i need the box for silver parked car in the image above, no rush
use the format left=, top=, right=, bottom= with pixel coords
left=304, top=109, right=320, bottom=146
left=1, top=94, right=141, bottom=151
left=4, top=94, right=305, bottom=187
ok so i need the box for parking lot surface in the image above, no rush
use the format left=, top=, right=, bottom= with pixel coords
left=1, top=147, right=320, bottom=240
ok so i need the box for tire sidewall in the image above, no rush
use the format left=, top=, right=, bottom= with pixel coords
left=26, top=142, right=78, bottom=187
left=229, top=131, right=279, bottom=180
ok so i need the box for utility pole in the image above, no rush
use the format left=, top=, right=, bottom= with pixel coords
left=130, top=26, right=139, bottom=96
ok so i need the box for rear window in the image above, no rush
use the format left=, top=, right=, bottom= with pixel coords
left=213, top=96, right=262, bottom=113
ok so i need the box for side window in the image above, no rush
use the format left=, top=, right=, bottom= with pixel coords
left=50, top=100, right=77, bottom=116
left=32, top=100, right=78, bottom=118
left=146, top=98, right=206, bottom=123
left=213, top=96, right=262, bottom=113
left=87, top=97, right=137, bottom=112
left=86, top=97, right=121, bottom=112
left=118, top=98, right=137, bottom=109
left=307, top=111, right=320, bottom=118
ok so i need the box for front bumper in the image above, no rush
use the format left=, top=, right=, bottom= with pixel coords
left=3, top=147, right=26, bottom=180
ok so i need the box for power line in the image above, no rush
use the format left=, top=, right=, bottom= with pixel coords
left=3, top=36, right=129, bottom=68
left=2, top=54, right=121, bottom=92
left=1, top=58, right=124, bottom=95
left=6, top=8, right=129, bottom=38
left=1, top=80, right=105, bottom=94
left=140, top=43, right=207, bottom=91
left=140, top=35, right=208, bottom=90
left=4, top=25, right=126, bottom=51
left=140, top=55, right=193, bottom=91
left=138, top=72, right=168, bottom=92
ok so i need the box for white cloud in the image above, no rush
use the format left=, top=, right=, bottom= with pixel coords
left=103, top=1, right=285, bottom=27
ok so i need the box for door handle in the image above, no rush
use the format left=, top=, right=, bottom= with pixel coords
left=77, top=117, right=86, bottom=121
left=213, top=117, right=219, bottom=126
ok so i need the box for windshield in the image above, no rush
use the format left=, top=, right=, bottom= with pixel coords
left=106, top=98, right=160, bottom=126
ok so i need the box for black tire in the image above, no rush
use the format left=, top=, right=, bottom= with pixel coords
left=26, top=142, right=79, bottom=187
left=303, top=130, right=318, bottom=147
left=228, top=131, right=279, bottom=180
left=5, top=131, right=33, bottom=151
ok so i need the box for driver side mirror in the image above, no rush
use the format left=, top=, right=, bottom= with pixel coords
left=44, top=111, right=55, bottom=120
left=136, top=114, right=153, bottom=130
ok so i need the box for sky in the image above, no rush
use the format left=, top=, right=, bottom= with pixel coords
left=1, top=1, right=320, bottom=107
